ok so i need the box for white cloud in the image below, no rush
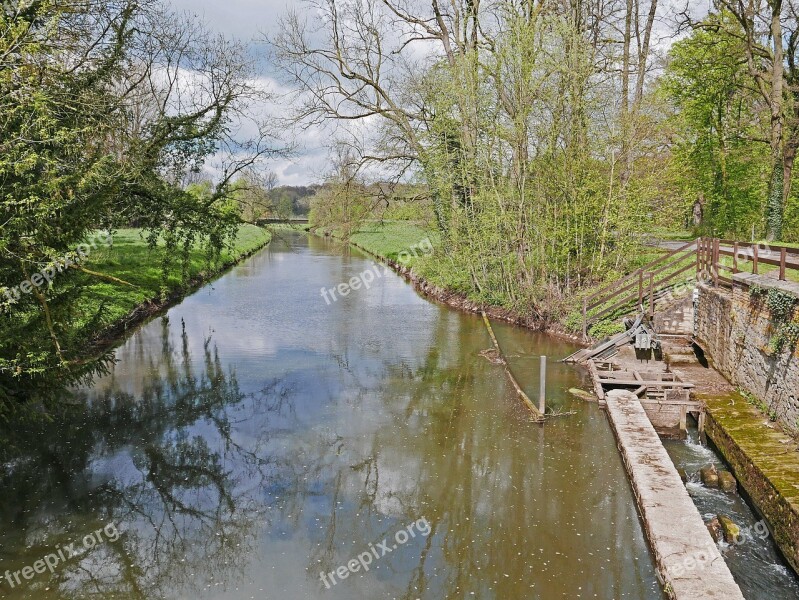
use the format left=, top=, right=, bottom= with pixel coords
left=164, top=0, right=330, bottom=185
left=166, top=0, right=290, bottom=41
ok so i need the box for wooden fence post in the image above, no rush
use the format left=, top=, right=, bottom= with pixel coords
left=713, top=238, right=719, bottom=286
left=696, top=238, right=701, bottom=276
left=753, top=244, right=759, bottom=275
left=649, top=272, right=655, bottom=317
left=582, top=298, right=587, bottom=341
left=539, top=356, right=547, bottom=415
left=638, top=270, right=644, bottom=308
left=733, top=242, right=739, bottom=274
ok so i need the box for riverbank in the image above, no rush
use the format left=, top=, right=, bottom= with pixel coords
left=315, top=221, right=586, bottom=344
left=80, top=225, right=272, bottom=357
left=0, top=224, right=272, bottom=390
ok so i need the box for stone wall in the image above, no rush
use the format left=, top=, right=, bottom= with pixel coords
left=702, top=397, right=799, bottom=574
left=695, top=275, right=799, bottom=433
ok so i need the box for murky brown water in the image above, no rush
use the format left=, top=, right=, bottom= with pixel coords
left=0, top=232, right=664, bottom=599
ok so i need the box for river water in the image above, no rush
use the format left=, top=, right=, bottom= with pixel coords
left=1, top=232, right=668, bottom=599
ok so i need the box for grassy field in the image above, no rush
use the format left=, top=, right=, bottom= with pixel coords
left=317, top=220, right=435, bottom=260
left=75, top=225, right=272, bottom=326
left=4, top=224, right=272, bottom=369
left=316, top=220, right=469, bottom=291
left=76, top=225, right=271, bottom=326
left=346, top=221, right=439, bottom=263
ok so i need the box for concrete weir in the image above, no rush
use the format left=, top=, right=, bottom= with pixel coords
left=604, top=390, right=745, bottom=599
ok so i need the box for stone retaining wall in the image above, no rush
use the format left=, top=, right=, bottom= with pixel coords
left=695, top=275, right=799, bottom=434
left=701, top=397, right=799, bottom=574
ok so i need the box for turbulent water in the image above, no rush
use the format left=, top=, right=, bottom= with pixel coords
left=1, top=231, right=673, bottom=599
left=663, top=427, right=799, bottom=599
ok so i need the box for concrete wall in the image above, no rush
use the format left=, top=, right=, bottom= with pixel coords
left=695, top=275, right=799, bottom=433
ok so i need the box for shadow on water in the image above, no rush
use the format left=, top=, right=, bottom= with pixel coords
left=0, top=325, right=288, bottom=598
left=0, top=232, right=666, bottom=599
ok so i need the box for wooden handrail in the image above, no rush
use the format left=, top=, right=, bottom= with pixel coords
left=718, top=248, right=799, bottom=270
left=587, top=245, right=696, bottom=311
left=584, top=239, right=697, bottom=304
left=646, top=247, right=697, bottom=281
left=713, top=238, right=798, bottom=284
left=718, top=239, right=799, bottom=255
left=581, top=240, right=699, bottom=338
left=580, top=236, right=799, bottom=340
left=589, top=262, right=696, bottom=323
left=718, top=245, right=796, bottom=261
left=587, top=274, right=644, bottom=311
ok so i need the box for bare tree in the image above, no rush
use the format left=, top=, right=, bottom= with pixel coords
left=269, top=0, right=494, bottom=232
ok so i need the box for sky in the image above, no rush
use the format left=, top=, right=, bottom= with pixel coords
left=166, top=0, right=329, bottom=187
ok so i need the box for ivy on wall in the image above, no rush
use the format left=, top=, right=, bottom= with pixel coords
left=750, top=285, right=799, bottom=353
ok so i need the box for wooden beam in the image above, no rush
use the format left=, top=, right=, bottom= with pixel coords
left=482, top=312, right=544, bottom=421
left=640, top=400, right=704, bottom=409
left=598, top=378, right=695, bottom=388
left=587, top=360, right=606, bottom=401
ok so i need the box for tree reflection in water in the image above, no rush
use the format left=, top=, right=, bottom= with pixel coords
left=0, top=233, right=664, bottom=600
left=0, top=319, right=295, bottom=599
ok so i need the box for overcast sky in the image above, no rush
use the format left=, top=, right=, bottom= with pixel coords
left=166, top=0, right=329, bottom=187
left=166, top=0, right=285, bottom=41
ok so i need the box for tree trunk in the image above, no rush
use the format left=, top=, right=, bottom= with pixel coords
left=767, top=0, right=785, bottom=240
left=620, top=0, right=635, bottom=183
left=621, top=0, right=632, bottom=117
left=633, top=0, right=658, bottom=106
left=767, top=158, right=785, bottom=241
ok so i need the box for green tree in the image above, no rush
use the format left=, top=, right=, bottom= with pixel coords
left=663, top=13, right=770, bottom=237
left=0, top=0, right=282, bottom=405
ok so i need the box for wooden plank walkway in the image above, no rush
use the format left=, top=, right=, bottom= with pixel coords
left=584, top=345, right=706, bottom=434
left=605, top=390, right=745, bottom=599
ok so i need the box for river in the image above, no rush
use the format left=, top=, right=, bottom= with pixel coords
left=0, top=231, right=666, bottom=599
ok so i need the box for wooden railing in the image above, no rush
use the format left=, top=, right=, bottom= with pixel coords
left=580, top=237, right=799, bottom=341
left=581, top=239, right=699, bottom=339
left=698, top=238, right=799, bottom=288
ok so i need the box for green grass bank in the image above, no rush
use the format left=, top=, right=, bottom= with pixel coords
left=316, top=219, right=679, bottom=340
left=78, top=225, right=271, bottom=330
left=1, top=224, right=271, bottom=400
left=315, top=220, right=586, bottom=338
left=73, top=225, right=272, bottom=351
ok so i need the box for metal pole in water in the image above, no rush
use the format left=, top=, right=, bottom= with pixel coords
left=539, top=356, right=547, bottom=414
